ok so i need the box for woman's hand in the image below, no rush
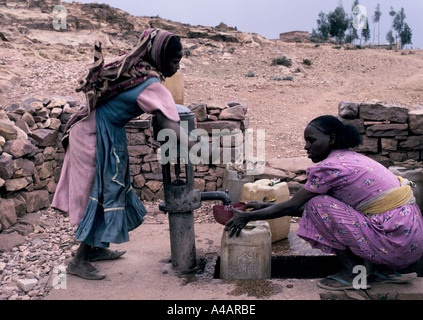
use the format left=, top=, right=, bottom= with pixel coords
left=244, top=200, right=273, bottom=211
left=224, top=207, right=251, bottom=238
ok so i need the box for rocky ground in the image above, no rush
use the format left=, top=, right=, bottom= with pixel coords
left=2, top=37, right=422, bottom=161
left=0, top=200, right=224, bottom=300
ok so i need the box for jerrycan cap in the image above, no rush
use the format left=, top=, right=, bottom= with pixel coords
left=244, top=221, right=270, bottom=231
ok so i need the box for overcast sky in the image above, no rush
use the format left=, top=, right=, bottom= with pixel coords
left=62, top=0, right=422, bottom=48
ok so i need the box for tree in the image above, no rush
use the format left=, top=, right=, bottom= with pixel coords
left=389, top=6, right=396, bottom=25
left=372, top=4, right=382, bottom=45
left=316, top=11, right=330, bottom=40
left=386, top=30, right=395, bottom=46
left=392, top=8, right=412, bottom=48
left=328, top=4, right=349, bottom=43
left=349, top=0, right=360, bottom=45
left=400, top=23, right=412, bottom=48
left=361, top=17, right=371, bottom=44
left=393, top=7, right=406, bottom=44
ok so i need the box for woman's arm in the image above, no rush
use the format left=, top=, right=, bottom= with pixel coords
left=225, top=187, right=318, bottom=238
left=154, top=110, right=213, bottom=163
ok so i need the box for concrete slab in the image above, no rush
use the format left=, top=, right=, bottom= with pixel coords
left=45, top=222, right=324, bottom=300
left=44, top=221, right=423, bottom=301
left=320, top=278, right=423, bottom=300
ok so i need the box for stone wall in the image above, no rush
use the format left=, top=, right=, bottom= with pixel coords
left=338, top=101, right=423, bottom=167
left=3, top=97, right=422, bottom=235
left=0, top=96, right=249, bottom=234
left=0, top=96, right=76, bottom=232
left=126, top=101, right=250, bottom=201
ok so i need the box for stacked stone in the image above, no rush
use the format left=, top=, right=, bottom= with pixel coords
left=190, top=101, right=249, bottom=191
left=125, top=117, right=163, bottom=201
left=125, top=101, right=249, bottom=200
left=0, top=96, right=252, bottom=235
left=0, top=96, right=78, bottom=234
left=339, top=101, right=423, bottom=167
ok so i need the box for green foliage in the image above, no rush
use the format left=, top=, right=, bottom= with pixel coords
left=303, top=59, right=312, bottom=66
left=328, top=5, right=350, bottom=43
left=316, top=12, right=330, bottom=40
left=344, top=45, right=365, bottom=50
left=271, top=56, right=292, bottom=67
left=245, top=71, right=256, bottom=77
left=401, top=23, right=413, bottom=48
left=183, top=49, right=191, bottom=58
left=386, top=30, right=395, bottom=45
left=361, top=17, right=371, bottom=43
left=312, top=3, right=412, bottom=48
left=389, top=7, right=413, bottom=48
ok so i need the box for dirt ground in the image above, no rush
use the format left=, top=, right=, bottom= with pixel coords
left=44, top=219, right=326, bottom=301
left=1, top=34, right=423, bottom=160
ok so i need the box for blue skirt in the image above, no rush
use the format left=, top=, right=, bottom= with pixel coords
left=74, top=81, right=155, bottom=248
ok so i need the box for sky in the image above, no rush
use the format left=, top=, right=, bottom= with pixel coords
left=62, top=0, right=422, bottom=48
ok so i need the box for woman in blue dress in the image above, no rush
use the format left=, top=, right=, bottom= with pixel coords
left=53, top=29, right=195, bottom=280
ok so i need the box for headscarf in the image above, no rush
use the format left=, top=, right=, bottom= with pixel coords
left=61, top=28, right=178, bottom=149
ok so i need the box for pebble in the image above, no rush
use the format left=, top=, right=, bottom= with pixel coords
left=0, top=208, right=77, bottom=300
left=0, top=201, right=217, bottom=300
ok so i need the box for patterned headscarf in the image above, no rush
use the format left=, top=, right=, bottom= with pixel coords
left=61, top=28, right=178, bottom=149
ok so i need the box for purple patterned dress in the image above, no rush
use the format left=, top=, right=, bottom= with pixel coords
left=298, top=149, right=423, bottom=270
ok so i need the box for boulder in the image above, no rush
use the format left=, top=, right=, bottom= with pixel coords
left=196, top=120, right=241, bottom=135
left=0, top=232, right=26, bottom=252
left=6, top=103, right=35, bottom=115
left=0, top=156, right=14, bottom=179
left=359, top=103, right=409, bottom=123
left=21, top=190, right=50, bottom=213
left=146, top=180, right=162, bottom=193
left=409, top=109, right=423, bottom=135
left=338, top=101, right=359, bottom=119
left=17, top=279, right=38, bottom=292
left=256, top=166, right=295, bottom=181
left=3, top=139, right=38, bottom=158
left=189, top=103, right=208, bottom=122
left=0, top=119, right=18, bottom=140
left=366, top=124, right=409, bottom=137
left=30, top=129, right=58, bottom=147
left=21, top=112, right=36, bottom=127
left=0, top=198, right=17, bottom=230
left=5, top=177, right=32, bottom=192
left=399, top=136, right=423, bottom=151
left=353, top=136, right=379, bottom=154
left=266, top=157, right=313, bottom=173
left=219, top=105, right=246, bottom=121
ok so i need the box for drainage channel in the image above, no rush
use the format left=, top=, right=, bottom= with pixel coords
left=212, top=255, right=342, bottom=279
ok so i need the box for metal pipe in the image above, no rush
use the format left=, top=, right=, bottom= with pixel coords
left=201, top=191, right=232, bottom=205
left=168, top=211, right=197, bottom=271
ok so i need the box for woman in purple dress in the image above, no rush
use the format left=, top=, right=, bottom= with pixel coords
left=226, top=115, right=423, bottom=290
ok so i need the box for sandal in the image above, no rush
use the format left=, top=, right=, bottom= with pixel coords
left=67, top=261, right=106, bottom=280
left=368, top=271, right=417, bottom=284
left=88, top=247, right=126, bottom=262
left=318, top=275, right=371, bottom=291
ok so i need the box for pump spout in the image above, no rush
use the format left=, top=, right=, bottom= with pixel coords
left=201, top=191, right=232, bottom=206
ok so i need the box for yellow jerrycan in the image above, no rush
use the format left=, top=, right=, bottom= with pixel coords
left=242, top=179, right=290, bottom=242
left=163, top=71, right=184, bottom=105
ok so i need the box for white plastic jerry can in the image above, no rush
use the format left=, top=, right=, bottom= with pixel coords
left=220, top=221, right=272, bottom=280
left=242, top=179, right=291, bottom=242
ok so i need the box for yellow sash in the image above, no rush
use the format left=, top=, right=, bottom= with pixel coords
left=357, top=176, right=416, bottom=216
